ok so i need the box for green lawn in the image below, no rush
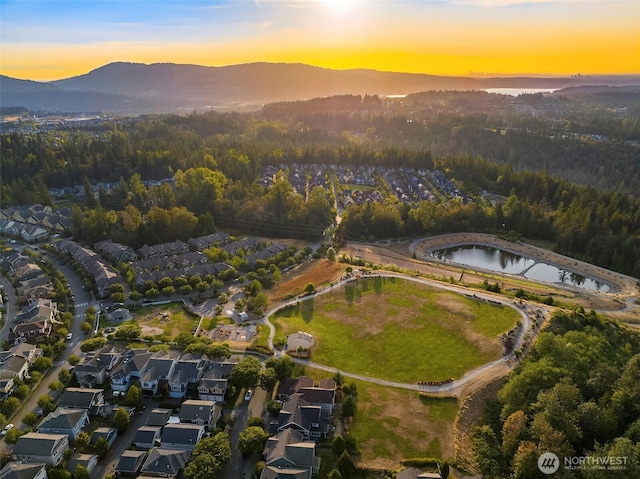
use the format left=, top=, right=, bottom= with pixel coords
left=124, top=303, right=200, bottom=339
left=271, top=277, right=519, bottom=383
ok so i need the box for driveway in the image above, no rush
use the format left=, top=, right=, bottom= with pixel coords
left=219, top=386, right=267, bottom=479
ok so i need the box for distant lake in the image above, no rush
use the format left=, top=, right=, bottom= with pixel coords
left=432, top=245, right=610, bottom=292
left=484, top=88, right=559, bottom=96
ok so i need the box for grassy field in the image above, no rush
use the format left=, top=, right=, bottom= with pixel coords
left=302, top=366, right=459, bottom=470
left=351, top=380, right=459, bottom=468
left=271, top=277, right=519, bottom=383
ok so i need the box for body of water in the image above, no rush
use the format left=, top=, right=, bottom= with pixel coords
left=432, top=245, right=609, bottom=292
left=484, top=88, right=558, bottom=96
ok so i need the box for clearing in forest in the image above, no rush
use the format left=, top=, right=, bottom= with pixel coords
left=271, top=276, right=519, bottom=383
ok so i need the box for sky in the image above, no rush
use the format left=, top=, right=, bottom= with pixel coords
left=1, top=0, right=638, bottom=81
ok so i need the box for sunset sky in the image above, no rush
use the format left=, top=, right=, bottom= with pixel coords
left=1, top=0, right=638, bottom=81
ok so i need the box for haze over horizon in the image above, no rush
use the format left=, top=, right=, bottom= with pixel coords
left=1, top=0, right=638, bottom=82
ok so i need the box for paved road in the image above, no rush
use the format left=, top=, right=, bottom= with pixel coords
left=217, top=384, right=269, bottom=479
left=94, top=398, right=154, bottom=479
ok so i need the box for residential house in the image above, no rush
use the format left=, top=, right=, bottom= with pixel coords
left=90, top=427, right=118, bottom=448
left=0, top=354, right=30, bottom=381
left=271, top=393, right=330, bottom=440
left=37, top=408, right=90, bottom=441
left=58, top=388, right=105, bottom=416
left=397, top=468, right=442, bottom=479
left=0, top=378, right=16, bottom=400
left=0, top=343, right=42, bottom=364
left=20, top=277, right=54, bottom=302
left=94, top=240, right=137, bottom=262
left=139, top=352, right=179, bottom=396
left=67, top=454, right=99, bottom=476
left=167, top=354, right=207, bottom=399
left=74, top=346, right=121, bottom=388
left=115, top=450, right=147, bottom=476
left=15, top=263, right=44, bottom=282
left=187, top=233, right=230, bottom=251
left=139, top=448, right=190, bottom=478
left=178, top=400, right=220, bottom=429
left=197, top=359, right=237, bottom=402
left=110, top=349, right=153, bottom=394
left=277, top=377, right=314, bottom=402
left=146, top=408, right=172, bottom=427
left=0, top=462, right=48, bottom=479
left=20, top=225, right=48, bottom=243
left=261, top=429, right=320, bottom=479
left=297, top=386, right=336, bottom=418
left=133, top=426, right=162, bottom=449
left=12, top=432, right=69, bottom=466
left=160, top=424, right=205, bottom=450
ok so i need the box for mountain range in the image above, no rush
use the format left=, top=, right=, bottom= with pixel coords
left=2, top=62, right=639, bottom=113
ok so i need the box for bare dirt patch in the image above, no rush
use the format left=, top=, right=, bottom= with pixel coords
left=140, top=325, right=164, bottom=336
left=268, top=259, right=345, bottom=302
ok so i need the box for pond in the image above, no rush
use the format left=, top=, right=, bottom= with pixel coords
left=431, top=245, right=610, bottom=292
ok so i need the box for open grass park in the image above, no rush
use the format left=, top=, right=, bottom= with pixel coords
left=271, top=276, right=520, bottom=383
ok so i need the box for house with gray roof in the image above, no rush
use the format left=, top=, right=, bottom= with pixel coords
left=0, top=354, right=30, bottom=381
left=261, top=429, right=320, bottom=479
left=58, top=388, right=105, bottom=416
left=178, top=400, right=220, bottom=429
left=145, top=408, right=172, bottom=427
left=139, top=352, right=179, bottom=396
left=115, top=450, right=147, bottom=476
left=110, top=349, right=153, bottom=394
left=197, top=359, right=237, bottom=402
left=67, top=454, right=99, bottom=476
left=167, top=355, right=207, bottom=399
left=37, top=408, right=89, bottom=441
left=160, top=423, right=205, bottom=450
left=397, top=468, right=442, bottom=479
left=0, top=462, right=48, bottom=479
left=139, top=447, right=190, bottom=478
left=272, top=393, right=330, bottom=440
left=133, top=426, right=162, bottom=449
left=90, top=427, right=118, bottom=448
left=74, top=346, right=122, bottom=388
left=12, top=432, right=69, bottom=466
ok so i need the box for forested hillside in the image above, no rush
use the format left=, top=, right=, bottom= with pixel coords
left=1, top=90, right=639, bottom=275
left=469, top=308, right=640, bottom=478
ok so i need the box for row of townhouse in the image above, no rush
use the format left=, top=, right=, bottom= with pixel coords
left=54, top=239, right=123, bottom=297
left=5, top=383, right=220, bottom=478
left=2, top=249, right=55, bottom=303
left=134, top=262, right=232, bottom=288
left=117, top=400, right=221, bottom=477
left=76, top=346, right=237, bottom=402
left=0, top=204, right=71, bottom=237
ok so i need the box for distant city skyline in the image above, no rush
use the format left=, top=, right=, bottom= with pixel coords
left=1, top=0, right=638, bottom=81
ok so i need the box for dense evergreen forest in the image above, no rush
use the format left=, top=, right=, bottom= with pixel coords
left=470, top=308, right=640, bottom=478
left=1, top=90, right=639, bottom=276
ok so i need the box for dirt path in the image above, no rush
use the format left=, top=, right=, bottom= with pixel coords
left=262, top=271, right=535, bottom=399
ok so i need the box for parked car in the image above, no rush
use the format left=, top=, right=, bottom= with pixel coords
left=244, top=390, right=253, bottom=401
left=66, top=332, right=73, bottom=340
left=1, top=424, right=14, bottom=436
